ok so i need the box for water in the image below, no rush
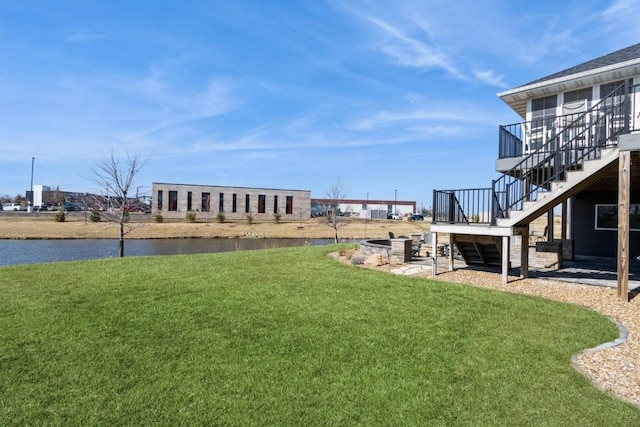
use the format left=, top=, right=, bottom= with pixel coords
left=0, top=238, right=335, bottom=267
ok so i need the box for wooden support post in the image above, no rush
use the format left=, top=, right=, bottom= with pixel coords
left=561, top=200, right=568, bottom=240
left=547, top=209, right=554, bottom=242
left=448, top=233, right=455, bottom=271
left=502, top=236, right=510, bottom=285
left=618, top=151, right=630, bottom=302
left=521, top=228, right=529, bottom=279
left=431, top=232, right=438, bottom=277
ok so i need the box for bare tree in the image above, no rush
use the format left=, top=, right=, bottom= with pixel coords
left=322, top=180, right=350, bottom=243
left=91, top=151, right=146, bottom=257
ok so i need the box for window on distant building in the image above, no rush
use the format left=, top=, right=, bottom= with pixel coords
left=219, top=192, right=224, bottom=212
left=232, top=193, right=237, bottom=213
left=168, top=191, right=178, bottom=211
left=157, top=190, right=163, bottom=211
left=202, top=192, right=210, bottom=212
left=187, top=192, right=192, bottom=211
left=286, top=196, right=293, bottom=215
left=258, top=195, right=266, bottom=213
left=245, top=194, right=250, bottom=213
left=273, top=195, right=278, bottom=214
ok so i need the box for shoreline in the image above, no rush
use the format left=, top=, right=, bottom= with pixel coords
left=0, top=215, right=431, bottom=240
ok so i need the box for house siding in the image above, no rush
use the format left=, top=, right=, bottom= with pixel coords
left=572, top=190, right=640, bottom=258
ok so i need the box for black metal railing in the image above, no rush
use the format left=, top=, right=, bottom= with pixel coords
left=433, top=81, right=639, bottom=226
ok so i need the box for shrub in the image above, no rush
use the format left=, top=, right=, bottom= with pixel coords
left=54, top=210, right=65, bottom=222
left=216, top=212, right=226, bottom=223
left=273, top=211, right=281, bottom=224
left=246, top=213, right=254, bottom=224
left=152, top=213, right=163, bottom=223
left=186, top=210, right=196, bottom=223
left=350, top=255, right=365, bottom=265
left=89, top=211, right=101, bottom=222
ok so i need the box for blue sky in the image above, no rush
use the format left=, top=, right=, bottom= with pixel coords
left=1, top=0, right=639, bottom=209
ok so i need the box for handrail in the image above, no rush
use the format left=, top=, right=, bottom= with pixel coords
left=433, top=81, right=639, bottom=226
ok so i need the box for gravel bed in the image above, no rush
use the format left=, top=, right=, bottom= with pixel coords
left=418, top=267, right=640, bottom=407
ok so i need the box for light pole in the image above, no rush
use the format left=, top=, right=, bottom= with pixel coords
left=364, top=192, right=369, bottom=239
left=394, top=189, right=397, bottom=216
left=29, top=157, right=36, bottom=210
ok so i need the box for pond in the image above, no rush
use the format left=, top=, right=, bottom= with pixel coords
left=0, top=238, right=336, bottom=267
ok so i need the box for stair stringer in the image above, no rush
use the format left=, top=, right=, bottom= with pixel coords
left=495, top=147, right=619, bottom=228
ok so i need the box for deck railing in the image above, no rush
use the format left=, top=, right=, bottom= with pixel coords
left=433, top=82, right=639, bottom=225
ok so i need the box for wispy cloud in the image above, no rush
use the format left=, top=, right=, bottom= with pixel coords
left=363, top=15, right=466, bottom=80
left=64, top=28, right=109, bottom=43
left=473, top=69, right=508, bottom=88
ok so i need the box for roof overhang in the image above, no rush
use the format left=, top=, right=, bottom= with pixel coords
left=497, top=59, right=640, bottom=119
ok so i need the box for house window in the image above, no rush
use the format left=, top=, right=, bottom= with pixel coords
left=187, top=191, right=192, bottom=211
left=595, top=204, right=640, bottom=231
left=168, top=191, right=178, bottom=211
left=273, top=195, right=279, bottom=214
left=531, top=95, right=557, bottom=114
left=232, top=193, right=237, bottom=213
left=529, top=95, right=557, bottom=151
left=157, top=190, right=163, bottom=211
left=245, top=194, right=250, bottom=213
left=258, top=195, right=266, bottom=213
left=286, top=196, right=293, bottom=215
left=600, top=80, right=626, bottom=99
left=219, top=192, right=224, bottom=212
left=564, top=87, right=592, bottom=103
left=202, top=192, right=211, bottom=212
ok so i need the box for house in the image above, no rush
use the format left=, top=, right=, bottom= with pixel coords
left=431, top=43, right=640, bottom=301
left=152, top=183, right=311, bottom=220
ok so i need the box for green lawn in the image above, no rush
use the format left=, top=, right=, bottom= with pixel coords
left=1, top=245, right=638, bottom=425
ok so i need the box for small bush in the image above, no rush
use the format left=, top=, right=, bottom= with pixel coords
left=186, top=210, right=197, bottom=223
left=216, top=212, right=226, bottom=223
left=338, top=245, right=347, bottom=256
left=246, top=213, right=254, bottom=224
left=152, top=213, right=163, bottom=223
left=350, top=255, right=365, bottom=265
left=54, top=210, right=65, bottom=222
left=273, top=211, right=281, bottom=224
left=89, top=211, right=101, bottom=222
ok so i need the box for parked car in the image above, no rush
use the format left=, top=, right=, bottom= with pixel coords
left=63, top=202, right=82, bottom=211
left=411, top=214, right=424, bottom=221
left=3, top=203, right=24, bottom=211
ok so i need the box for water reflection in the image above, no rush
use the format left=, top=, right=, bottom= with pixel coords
left=0, top=238, right=334, bottom=267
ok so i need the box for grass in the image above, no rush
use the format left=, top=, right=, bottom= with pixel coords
left=1, top=245, right=638, bottom=425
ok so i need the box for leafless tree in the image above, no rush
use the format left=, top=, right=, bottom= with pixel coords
left=91, top=151, right=146, bottom=257
left=322, top=180, right=350, bottom=243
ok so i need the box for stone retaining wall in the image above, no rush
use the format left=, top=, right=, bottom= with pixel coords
left=359, top=239, right=412, bottom=265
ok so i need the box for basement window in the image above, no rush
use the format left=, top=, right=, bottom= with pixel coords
left=595, top=204, right=640, bottom=231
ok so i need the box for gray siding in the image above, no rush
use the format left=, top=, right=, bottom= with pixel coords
left=572, top=190, right=640, bottom=258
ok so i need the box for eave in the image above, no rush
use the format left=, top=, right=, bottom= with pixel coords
left=497, top=59, right=640, bottom=119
